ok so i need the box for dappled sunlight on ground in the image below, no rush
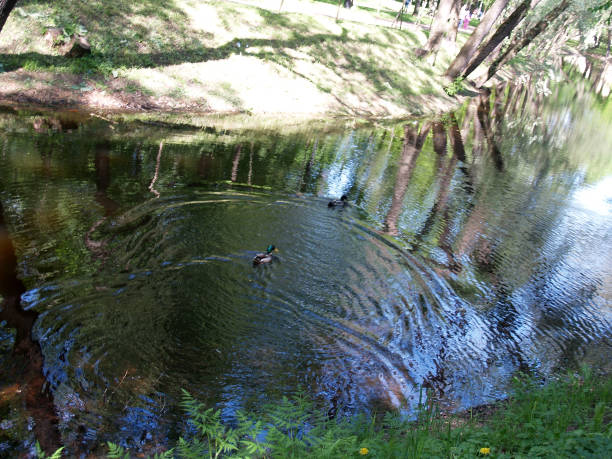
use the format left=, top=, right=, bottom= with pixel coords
left=0, top=0, right=464, bottom=117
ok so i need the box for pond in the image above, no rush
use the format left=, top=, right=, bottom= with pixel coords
left=1, top=80, right=611, bottom=456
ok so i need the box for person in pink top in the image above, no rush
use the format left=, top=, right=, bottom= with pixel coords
left=462, top=11, right=470, bottom=29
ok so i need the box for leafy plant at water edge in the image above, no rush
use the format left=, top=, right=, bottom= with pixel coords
left=93, top=368, right=611, bottom=458
left=107, top=442, right=173, bottom=459
left=177, top=389, right=268, bottom=458
left=444, top=77, right=466, bottom=96
left=34, top=443, right=63, bottom=459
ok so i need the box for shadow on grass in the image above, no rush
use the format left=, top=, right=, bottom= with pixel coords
left=2, top=2, right=434, bottom=115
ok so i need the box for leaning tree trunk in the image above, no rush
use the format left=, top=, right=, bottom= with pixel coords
left=422, top=0, right=461, bottom=55
left=606, top=19, right=611, bottom=59
left=445, top=0, right=510, bottom=79
left=461, top=0, right=532, bottom=80
left=0, top=0, right=19, bottom=35
left=482, top=0, right=570, bottom=84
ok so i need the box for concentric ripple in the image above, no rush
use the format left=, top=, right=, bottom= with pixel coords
left=23, top=186, right=609, bottom=449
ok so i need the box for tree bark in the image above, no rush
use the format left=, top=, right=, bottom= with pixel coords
left=423, top=0, right=461, bottom=55
left=445, top=0, right=510, bottom=79
left=607, top=22, right=611, bottom=59
left=482, top=0, right=570, bottom=84
left=0, top=0, right=18, bottom=35
left=461, top=0, right=532, bottom=79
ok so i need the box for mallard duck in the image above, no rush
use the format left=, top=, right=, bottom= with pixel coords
left=328, top=195, right=348, bottom=207
left=253, top=245, right=278, bottom=265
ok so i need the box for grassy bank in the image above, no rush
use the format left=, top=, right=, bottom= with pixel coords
left=31, top=367, right=611, bottom=458
left=0, top=0, right=464, bottom=117
left=159, top=368, right=612, bottom=458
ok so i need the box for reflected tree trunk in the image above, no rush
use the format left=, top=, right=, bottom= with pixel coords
left=231, top=144, right=242, bottom=182
left=593, top=59, right=610, bottom=95
left=94, top=142, right=119, bottom=215
left=0, top=200, right=60, bottom=455
left=460, top=101, right=474, bottom=144
left=493, top=83, right=509, bottom=140
left=432, top=121, right=448, bottom=159
left=383, top=122, right=430, bottom=235
left=198, top=149, right=214, bottom=180
left=300, top=138, right=318, bottom=192
left=476, top=90, right=504, bottom=171
left=418, top=115, right=468, bottom=273
left=508, top=83, right=525, bottom=116
left=248, top=142, right=254, bottom=186
left=447, top=113, right=466, bottom=163
left=148, top=141, right=163, bottom=198
left=86, top=143, right=120, bottom=254
left=456, top=200, right=487, bottom=258
left=471, top=100, right=485, bottom=161
left=519, top=78, right=532, bottom=118
left=416, top=121, right=457, bottom=240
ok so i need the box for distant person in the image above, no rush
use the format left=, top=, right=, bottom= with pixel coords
left=458, top=5, right=468, bottom=29
left=462, top=11, right=470, bottom=29
left=344, top=0, right=353, bottom=8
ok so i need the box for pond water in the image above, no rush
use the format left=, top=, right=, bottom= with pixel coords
left=1, top=81, right=611, bottom=455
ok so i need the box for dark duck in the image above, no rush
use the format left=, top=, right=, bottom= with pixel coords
left=328, top=195, right=348, bottom=207
left=252, top=245, right=278, bottom=265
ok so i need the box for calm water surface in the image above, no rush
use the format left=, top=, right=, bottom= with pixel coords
left=0, top=82, right=611, bottom=454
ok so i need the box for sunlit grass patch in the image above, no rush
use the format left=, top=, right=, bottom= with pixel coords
left=0, top=0, right=461, bottom=116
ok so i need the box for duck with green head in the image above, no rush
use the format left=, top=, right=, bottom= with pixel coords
left=253, top=245, right=278, bottom=265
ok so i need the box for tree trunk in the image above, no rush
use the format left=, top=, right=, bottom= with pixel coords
left=0, top=0, right=18, bottom=35
left=423, top=0, right=461, bottom=55
left=607, top=22, right=611, bottom=59
left=445, top=0, right=510, bottom=79
left=461, top=0, right=532, bottom=80
left=447, top=0, right=461, bottom=45
left=482, top=0, right=570, bottom=84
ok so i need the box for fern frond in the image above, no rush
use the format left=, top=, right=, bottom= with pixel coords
left=106, top=442, right=130, bottom=459
left=35, top=443, right=65, bottom=459
left=152, top=449, right=174, bottom=459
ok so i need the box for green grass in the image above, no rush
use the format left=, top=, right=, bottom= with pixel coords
left=91, top=367, right=612, bottom=458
